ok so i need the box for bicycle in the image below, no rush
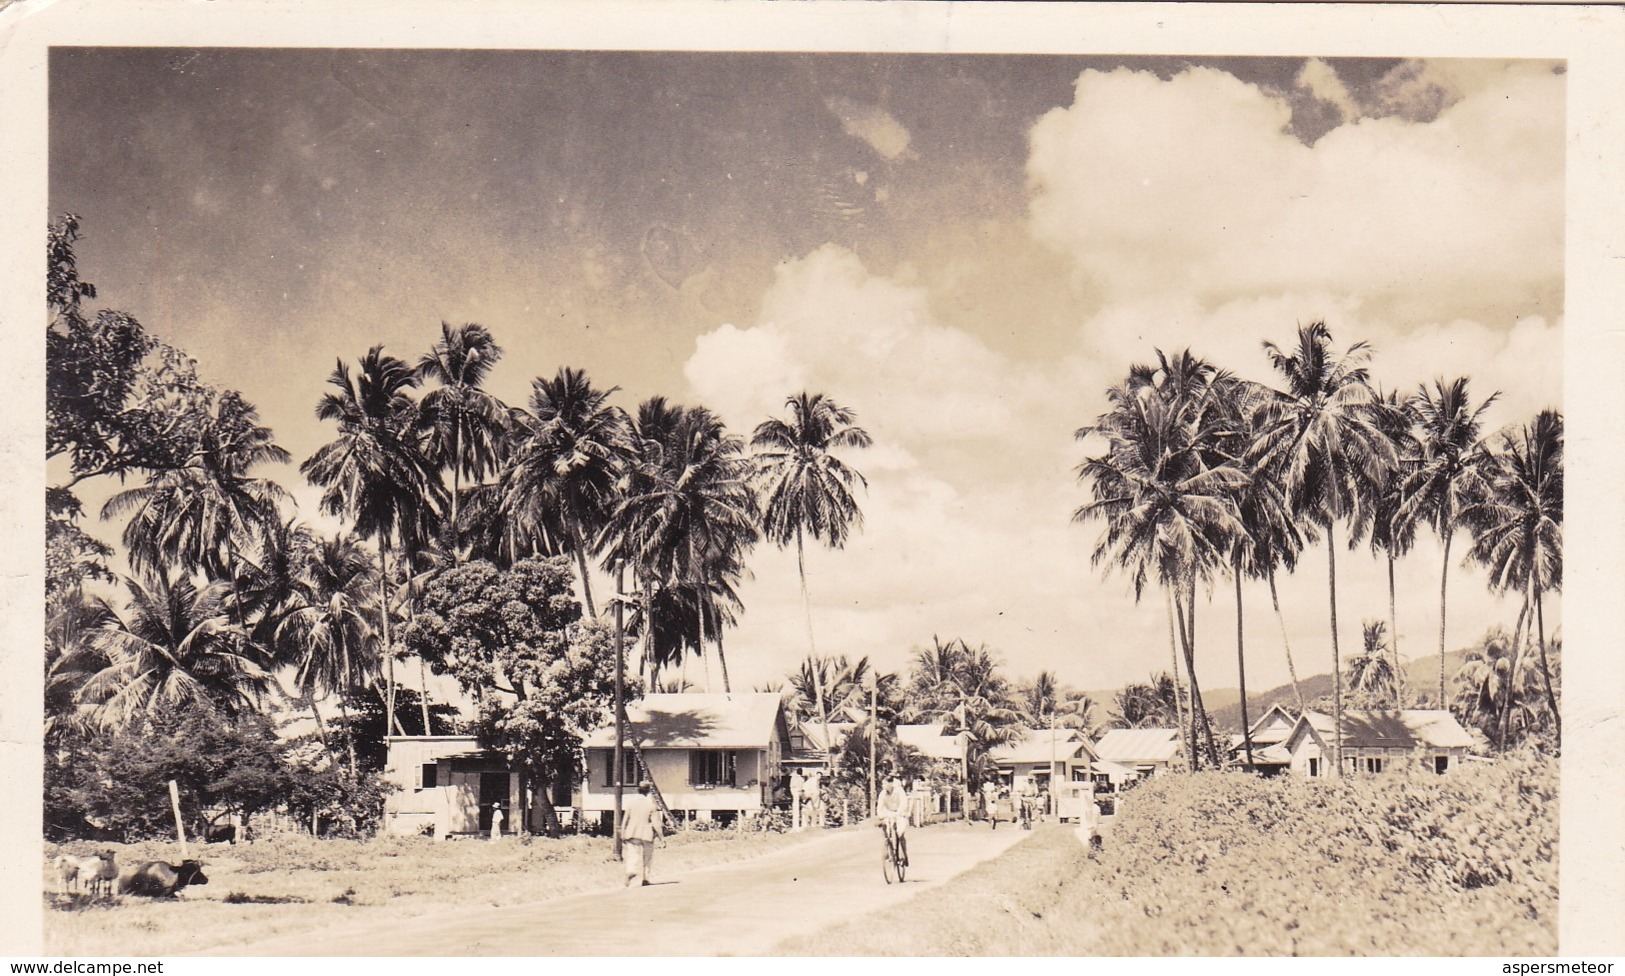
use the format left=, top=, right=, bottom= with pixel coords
left=879, top=818, right=908, bottom=884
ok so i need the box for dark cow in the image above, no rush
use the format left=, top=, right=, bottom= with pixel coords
left=120, top=859, right=208, bottom=897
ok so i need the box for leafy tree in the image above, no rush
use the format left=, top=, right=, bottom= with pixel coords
left=902, top=638, right=1021, bottom=789
left=404, top=557, right=617, bottom=835
left=752, top=392, right=872, bottom=765
left=45, top=708, right=295, bottom=842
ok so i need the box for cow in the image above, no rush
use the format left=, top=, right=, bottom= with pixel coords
left=120, top=859, right=208, bottom=898
left=204, top=823, right=238, bottom=844
left=55, top=851, right=118, bottom=897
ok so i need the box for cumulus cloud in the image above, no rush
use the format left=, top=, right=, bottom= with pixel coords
left=1026, top=62, right=1563, bottom=325
left=1296, top=58, right=1360, bottom=121
left=825, top=96, right=914, bottom=161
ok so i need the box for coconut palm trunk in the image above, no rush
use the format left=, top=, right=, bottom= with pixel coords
left=1327, top=521, right=1345, bottom=776
left=1235, top=567, right=1254, bottom=768
left=1437, top=527, right=1453, bottom=707
left=1165, top=588, right=1192, bottom=770
left=716, top=630, right=732, bottom=694
left=1267, top=570, right=1306, bottom=712
left=379, top=537, right=401, bottom=738
left=570, top=519, right=598, bottom=619
left=795, top=525, right=834, bottom=769
left=1534, top=582, right=1559, bottom=745
left=1388, top=554, right=1402, bottom=708
left=1497, top=589, right=1531, bottom=751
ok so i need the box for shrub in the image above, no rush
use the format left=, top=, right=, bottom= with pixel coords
left=1084, top=755, right=1557, bottom=955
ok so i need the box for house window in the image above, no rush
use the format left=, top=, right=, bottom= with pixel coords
left=1364, top=758, right=1384, bottom=774
left=421, top=763, right=439, bottom=789
left=1308, top=758, right=1320, bottom=778
left=690, top=750, right=737, bottom=788
left=1434, top=756, right=1449, bottom=775
left=603, top=751, right=643, bottom=787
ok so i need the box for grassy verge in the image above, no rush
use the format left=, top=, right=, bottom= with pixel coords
left=44, top=827, right=818, bottom=955
left=780, top=753, right=1557, bottom=956
left=774, top=823, right=1093, bottom=956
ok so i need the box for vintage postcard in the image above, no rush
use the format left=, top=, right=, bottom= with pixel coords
left=2, top=0, right=1622, bottom=960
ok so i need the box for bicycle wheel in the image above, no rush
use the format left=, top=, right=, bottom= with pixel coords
left=882, top=845, right=897, bottom=884
left=894, top=838, right=907, bottom=883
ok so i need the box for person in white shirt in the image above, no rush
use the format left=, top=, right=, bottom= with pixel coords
left=619, top=780, right=664, bottom=887
left=876, top=772, right=910, bottom=867
left=489, top=802, right=504, bottom=840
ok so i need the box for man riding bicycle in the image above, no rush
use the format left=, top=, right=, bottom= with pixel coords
left=876, top=771, right=910, bottom=868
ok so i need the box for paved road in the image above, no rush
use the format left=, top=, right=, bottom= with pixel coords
left=217, top=820, right=1035, bottom=956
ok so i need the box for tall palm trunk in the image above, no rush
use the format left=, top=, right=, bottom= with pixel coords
left=449, top=422, right=462, bottom=559
left=1267, top=570, right=1305, bottom=712
left=716, top=630, right=732, bottom=694
left=569, top=519, right=598, bottom=619
left=642, top=569, right=656, bottom=688
left=308, top=695, right=333, bottom=761
left=1235, top=567, right=1254, bottom=768
left=336, top=695, right=359, bottom=776
left=796, top=525, right=833, bottom=769
left=1187, top=579, right=1218, bottom=767
left=1327, top=520, right=1345, bottom=777
left=1497, top=589, right=1531, bottom=751
left=379, top=537, right=402, bottom=739
left=1437, top=527, right=1454, bottom=708
left=1534, top=582, right=1559, bottom=746
left=1388, top=554, right=1402, bottom=708
left=1165, top=589, right=1192, bottom=770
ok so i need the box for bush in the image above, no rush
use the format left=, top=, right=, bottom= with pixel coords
left=1085, top=755, right=1557, bottom=955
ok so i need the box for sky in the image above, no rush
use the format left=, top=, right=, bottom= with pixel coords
left=48, top=49, right=1565, bottom=702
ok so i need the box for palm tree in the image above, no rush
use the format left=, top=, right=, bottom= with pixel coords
left=276, top=533, right=381, bottom=771
left=102, top=394, right=291, bottom=614
left=78, top=573, right=271, bottom=730
left=600, top=404, right=758, bottom=690
left=1110, top=674, right=1186, bottom=730
left=417, top=322, right=507, bottom=557
left=1018, top=671, right=1105, bottom=738
left=1398, top=377, right=1499, bottom=708
left=1258, top=323, right=1395, bottom=776
left=1075, top=352, right=1243, bottom=769
left=1466, top=409, right=1562, bottom=746
left=751, top=392, right=872, bottom=764
left=1349, top=620, right=1398, bottom=707
left=506, top=367, right=630, bottom=619
left=1353, top=388, right=1420, bottom=708
left=301, top=347, right=444, bottom=737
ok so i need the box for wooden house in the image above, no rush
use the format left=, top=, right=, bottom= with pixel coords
left=1282, top=709, right=1476, bottom=778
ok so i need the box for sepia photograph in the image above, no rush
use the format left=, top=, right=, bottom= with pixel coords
left=5, top=0, right=1624, bottom=960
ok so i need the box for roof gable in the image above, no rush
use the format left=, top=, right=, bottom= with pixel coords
left=988, top=727, right=1096, bottom=765
left=1284, top=710, right=1475, bottom=752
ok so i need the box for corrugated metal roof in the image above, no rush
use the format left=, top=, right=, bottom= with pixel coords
left=896, top=724, right=966, bottom=760
left=581, top=693, right=785, bottom=750
left=1295, top=709, right=1476, bottom=750
left=989, top=727, right=1094, bottom=765
left=1095, top=728, right=1183, bottom=763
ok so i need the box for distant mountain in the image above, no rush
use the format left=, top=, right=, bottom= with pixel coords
left=1204, top=649, right=1472, bottom=733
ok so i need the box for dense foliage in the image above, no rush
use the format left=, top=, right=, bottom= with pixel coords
left=1088, top=757, right=1557, bottom=954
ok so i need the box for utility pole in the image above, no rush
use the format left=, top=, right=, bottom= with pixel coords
left=867, top=670, right=877, bottom=816
left=612, top=563, right=626, bottom=860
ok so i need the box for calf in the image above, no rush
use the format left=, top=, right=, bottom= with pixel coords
left=120, top=859, right=208, bottom=898
left=55, top=851, right=117, bottom=896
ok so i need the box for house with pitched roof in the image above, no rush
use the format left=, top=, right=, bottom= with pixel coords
left=576, top=692, right=792, bottom=829
left=988, top=727, right=1099, bottom=791
left=1281, top=709, right=1475, bottom=778
left=1227, top=703, right=1299, bottom=775
left=1093, top=727, right=1184, bottom=781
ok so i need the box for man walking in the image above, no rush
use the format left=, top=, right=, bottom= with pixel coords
left=619, top=779, right=664, bottom=887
